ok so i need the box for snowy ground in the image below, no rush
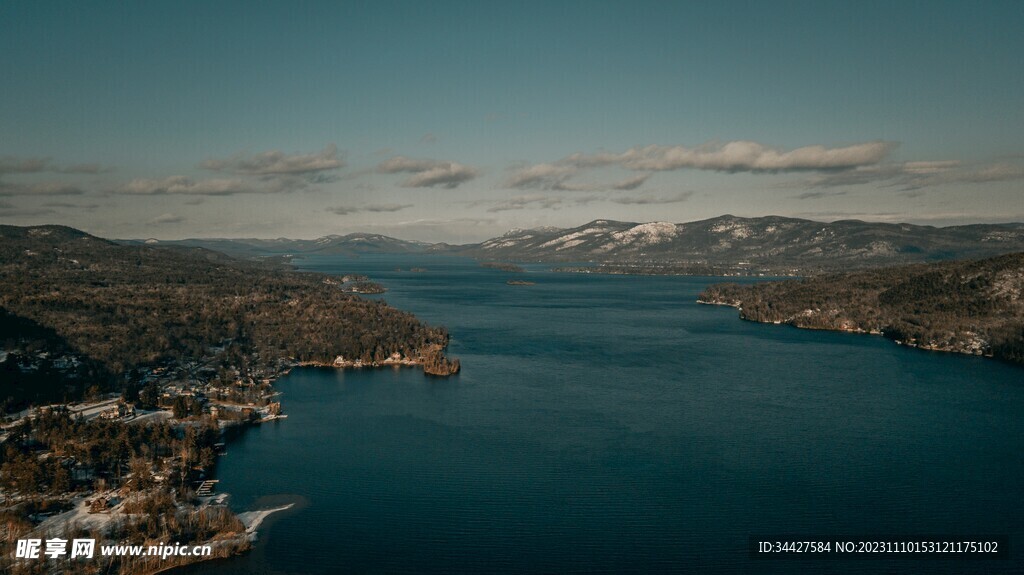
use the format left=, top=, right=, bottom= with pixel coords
left=237, top=503, right=295, bottom=535
left=32, top=493, right=125, bottom=537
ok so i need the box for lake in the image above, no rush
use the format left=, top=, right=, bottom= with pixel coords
left=182, top=254, right=1023, bottom=574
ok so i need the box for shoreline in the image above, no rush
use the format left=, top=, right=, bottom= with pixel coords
left=295, top=352, right=460, bottom=376
left=696, top=299, right=997, bottom=360
left=238, top=503, right=296, bottom=537
left=296, top=357, right=424, bottom=369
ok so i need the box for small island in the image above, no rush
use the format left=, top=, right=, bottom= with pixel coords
left=481, top=261, right=525, bottom=273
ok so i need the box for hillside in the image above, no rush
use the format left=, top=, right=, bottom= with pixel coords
left=0, top=309, right=113, bottom=413
left=465, top=216, right=1024, bottom=273
left=0, top=225, right=459, bottom=400
left=698, top=252, right=1024, bottom=365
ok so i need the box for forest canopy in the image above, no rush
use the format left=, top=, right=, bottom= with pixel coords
left=699, top=251, right=1024, bottom=365
left=0, top=225, right=455, bottom=399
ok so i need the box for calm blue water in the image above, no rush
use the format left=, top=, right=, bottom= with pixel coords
left=184, top=255, right=1024, bottom=574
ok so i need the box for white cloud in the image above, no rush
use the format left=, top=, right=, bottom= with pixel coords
left=901, top=160, right=961, bottom=174
left=486, top=194, right=564, bottom=212
left=505, top=164, right=576, bottom=190
left=508, top=139, right=890, bottom=190
left=0, top=181, right=87, bottom=196
left=0, top=157, right=49, bottom=174
left=609, top=191, right=694, bottom=205
left=947, top=163, right=1024, bottom=183
left=611, top=173, right=651, bottom=190
left=0, top=157, right=112, bottom=175
left=376, top=156, right=438, bottom=173
left=150, top=213, right=185, bottom=224
left=377, top=156, right=479, bottom=188
left=0, top=156, right=109, bottom=198
left=57, top=163, right=113, bottom=174
left=0, top=206, right=57, bottom=217
left=387, top=217, right=497, bottom=228
left=504, top=165, right=655, bottom=192
left=403, top=163, right=478, bottom=188
left=792, top=190, right=848, bottom=200
left=201, top=144, right=344, bottom=175
left=117, top=176, right=254, bottom=196
left=327, top=203, right=413, bottom=215
left=802, top=159, right=1024, bottom=191
left=43, top=201, right=101, bottom=210
left=563, top=140, right=896, bottom=172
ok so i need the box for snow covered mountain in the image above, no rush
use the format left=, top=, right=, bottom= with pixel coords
left=464, top=215, right=1024, bottom=270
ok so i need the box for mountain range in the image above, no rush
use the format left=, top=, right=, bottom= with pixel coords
left=122, top=232, right=433, bottom=260
left=128, top=215, right=1024, bottom=274
left=465, top=216, right=1024, bottom=271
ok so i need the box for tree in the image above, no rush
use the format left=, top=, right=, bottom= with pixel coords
left=172, top=397, right=189, bottom=420
left=128, top=457, right=153, bottom=491
left=139, top=382, right=160, bottom=410
left=50, top=463, right=71, bottom=495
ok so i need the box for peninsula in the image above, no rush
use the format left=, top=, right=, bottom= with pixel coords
left=0, top=224, right=459, bottom=574
left=698, top=251, right=1024, bottom=365
left=481, top=261, right=525, bottom=273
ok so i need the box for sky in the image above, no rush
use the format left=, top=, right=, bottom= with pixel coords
left=1, top=0, right=1023, bottom=243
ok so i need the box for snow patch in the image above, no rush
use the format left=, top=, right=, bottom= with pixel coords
left=483, top=239, right=520, bottom=249
left=861, top=241, right=896, bottom=256
left=992, top=269, right=1024, bottom=299
left=556, top=239, right=586, bottom=250
left=610, top=222, right=677, bottom=246
left=982, top=232, right=1020, bottom=242
left=710, top=220, right=753, bottom=239
left=539, top=227, right=606, bottom=248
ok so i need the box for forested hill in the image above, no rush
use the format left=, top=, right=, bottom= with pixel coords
left=698, top=252, right=1024, bottom=365
left=0, top=225, right=457, bottom=385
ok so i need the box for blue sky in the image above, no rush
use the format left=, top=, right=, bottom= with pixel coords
left=1, top=1, right=1022, bottom=241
